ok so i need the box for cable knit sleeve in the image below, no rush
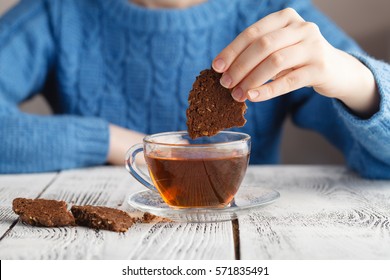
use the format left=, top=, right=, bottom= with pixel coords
left=331, top=54, right=390, bottom=178
left=283, top=0, right=390, bottom=178
left=0, top=0, right=109, bottom=173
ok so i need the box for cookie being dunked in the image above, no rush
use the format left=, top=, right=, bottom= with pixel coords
left=186, top=68, right=247, bottom=139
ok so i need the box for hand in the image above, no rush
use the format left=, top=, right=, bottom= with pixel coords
left=107, top=124, right=146, bottom=165
left=212, top=8, right=379, bottom=118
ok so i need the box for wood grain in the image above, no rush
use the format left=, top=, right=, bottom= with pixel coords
left=0, top=167, right=235, bottom=260
left=103, top=220, right=234, bottom=260
left=1, top=166, right=389, bottom=260
left=238, top=166, right=390, bottom=259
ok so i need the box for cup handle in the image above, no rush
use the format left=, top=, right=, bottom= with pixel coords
left=125, top=143, right=158, bottom=193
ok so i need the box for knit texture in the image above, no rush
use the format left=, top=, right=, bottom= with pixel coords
left=0, top=0, right=389, bottom=177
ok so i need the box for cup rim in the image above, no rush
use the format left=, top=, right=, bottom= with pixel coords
left=143, top=130, right=251, bottom=147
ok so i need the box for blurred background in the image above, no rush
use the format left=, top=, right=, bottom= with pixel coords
left=1, top=0, right=389, bottom=164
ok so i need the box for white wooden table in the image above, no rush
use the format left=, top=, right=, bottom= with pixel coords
left=0, top=165, right=389, bottom=260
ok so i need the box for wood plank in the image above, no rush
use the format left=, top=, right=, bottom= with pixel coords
left=238, top=166, right=390, bottom=259
left=0, top=173, right=57, bottom=240
left=103, top=220, right=234, bottom=260
left=0, top=166, right=235, bottom=260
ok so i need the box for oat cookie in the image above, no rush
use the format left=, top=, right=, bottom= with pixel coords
left=12, top=198, right=75, bottom=227
left=71, top=205, right=136, bottom=232
left=186, top=68, right=247, bottom=139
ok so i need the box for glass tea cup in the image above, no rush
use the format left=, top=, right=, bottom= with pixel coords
left=125, top=131, right=251, bottom=209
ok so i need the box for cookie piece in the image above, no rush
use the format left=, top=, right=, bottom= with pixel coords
left=186, top=68, right=247, bottom=139
left=140, top=212, right=171, bottom=223
left=71, top=205, right=136, bottom=232
left=12, top=198, right=75, bottom=227
left=141, top=212, right=158, bottom=223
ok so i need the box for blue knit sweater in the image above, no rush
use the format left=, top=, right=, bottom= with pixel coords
left=0, top=0, right=389, bottom=177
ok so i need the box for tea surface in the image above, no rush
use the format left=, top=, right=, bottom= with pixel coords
left=145, top=153, right=249, bottom=208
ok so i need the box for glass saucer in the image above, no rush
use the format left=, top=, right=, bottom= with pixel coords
left=127, top=186, right=280, bottom=223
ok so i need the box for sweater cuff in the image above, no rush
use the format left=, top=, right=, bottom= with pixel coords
left=332, top=53, right=390, bottom=137
left=70, top=117, right=109, bottom=167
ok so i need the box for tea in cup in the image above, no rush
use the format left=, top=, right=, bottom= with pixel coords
left=125, top=131, right=250, bottom=208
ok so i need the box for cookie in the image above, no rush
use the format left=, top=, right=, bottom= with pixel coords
left=186, top=68, right=247, bottom=139
left=71, top=205, right=136, bottom=232
left=12, top=198, right=75, bottom=227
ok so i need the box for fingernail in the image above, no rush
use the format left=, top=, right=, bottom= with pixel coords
left=220, top=73, right=232, bottom=88
left=232, top=87, right=243, bottom=101
left=248, top=90, right=260, bottom=100
left=213, top=58, right=226, bottom=72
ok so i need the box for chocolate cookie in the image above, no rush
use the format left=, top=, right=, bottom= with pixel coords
left=12, top=198, right=75, bottom=227
left=71, top=205, right=136, bottom=232
left=186, top=68, right=247, bottom=139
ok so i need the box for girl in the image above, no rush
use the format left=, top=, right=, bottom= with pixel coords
left=0, top=0, right=389, bottom=178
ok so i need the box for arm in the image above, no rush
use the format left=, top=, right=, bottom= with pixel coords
left=107, top=124, right=146, bottom=165
left=212, top=0, right=390, bottom=178
left=0, top=0, right=109, bottom=173
left=288, top=1, right=390, bottom=179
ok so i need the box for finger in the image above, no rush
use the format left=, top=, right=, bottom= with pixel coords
left=272, top=68, right=294, bottom=80
left=221, top=22, right=306, bottom=89
left=212, top=8, right=304, bottom=73
left=246, top=66, right=314, bottom=102
left=237, top=43, right=311, bottom=96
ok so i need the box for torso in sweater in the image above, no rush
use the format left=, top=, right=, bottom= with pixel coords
left=3, top=0, right=389, bottom=177
left=44, top=0, right=288, bottom=163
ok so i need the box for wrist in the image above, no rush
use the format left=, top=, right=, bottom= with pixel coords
left=337, top=54, right=379, bottom=118
left=319, top=49, right=379, bottom=119
left=107, top=124, right=146, bottom=165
